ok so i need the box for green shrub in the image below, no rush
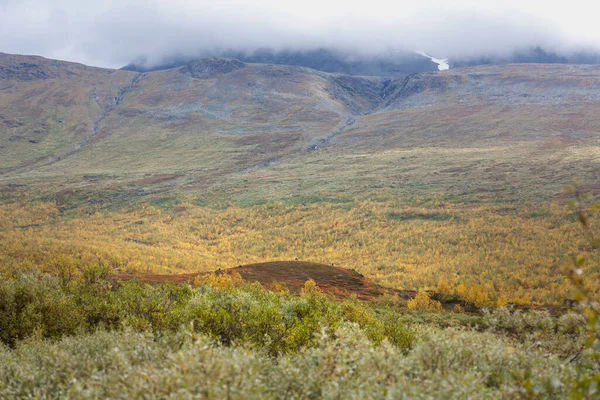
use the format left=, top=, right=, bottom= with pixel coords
left=81, top=262, right=111, bottom=285
left=341, top=297, right=414, bottom=349
left=0, top=274, right=84, bottom=346
left=0, top=272, right=415, bottom=356
left=72, top=279, right=194, bottom=333
left=185, top=281, right=341, bottom=354
left=482, top=308, right=587, bottom=359
left=184, top=280, right=414, bottom=355
left=0, top=327, right=586, bottom=399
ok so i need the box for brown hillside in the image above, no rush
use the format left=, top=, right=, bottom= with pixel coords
left=113, top=261, right=416, bottom=300
left=1, top=54, right=598, bottom=205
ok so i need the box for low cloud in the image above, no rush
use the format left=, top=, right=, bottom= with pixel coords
left=0, top=0, right=597, bottom=68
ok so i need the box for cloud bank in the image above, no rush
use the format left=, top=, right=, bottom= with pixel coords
left=0, top=0, right=598, bottom=68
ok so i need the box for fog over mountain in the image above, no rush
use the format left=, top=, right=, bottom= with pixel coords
left=121, top=48, right=443, bottom=75
left=1, top=0, right=599, bottom=72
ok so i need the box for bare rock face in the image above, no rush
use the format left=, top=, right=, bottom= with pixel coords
left=184, top=57, right=245, bottom=79
left=0, top=63, right=57, bottom=81
left=0, top=53, right=88, bottom=81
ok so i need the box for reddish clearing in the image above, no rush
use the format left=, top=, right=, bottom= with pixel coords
left=112, top=260, right=417, bottom=301
left=113, top=261, right=568, bottom=313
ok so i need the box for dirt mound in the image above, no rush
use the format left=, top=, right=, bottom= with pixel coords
left=112, top=261, right=415, bottom=300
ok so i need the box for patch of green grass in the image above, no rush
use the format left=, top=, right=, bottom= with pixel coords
left=283, top=195, right=355, bottom=206
left=148, top=196, right=181, bottom=209
left=386, top=211, right=455, bottom=222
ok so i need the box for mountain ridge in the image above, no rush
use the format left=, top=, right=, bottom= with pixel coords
left=121, top=46, right=600, bottom=77
left=122, top=48, right=439, bottom=76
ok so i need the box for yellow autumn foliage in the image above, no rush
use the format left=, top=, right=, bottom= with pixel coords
left=0, top=198, right=597, bottom=305
left=407, top=291, right=443, bottom=311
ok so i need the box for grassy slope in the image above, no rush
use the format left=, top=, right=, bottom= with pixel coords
left=217, top=64, right=600, bottom=204
left=1, top=58, right=378, bottom=193
left=0, top=53, right=138, bottom=172
left=1, top=59, right=597, bottom=206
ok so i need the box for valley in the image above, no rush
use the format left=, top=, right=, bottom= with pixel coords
left=0, top=53, right=598, bottom=305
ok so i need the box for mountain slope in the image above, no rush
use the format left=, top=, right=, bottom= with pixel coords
left=234, top=64, right=600, bottom=203
left=1, top=54, right=599, bottom=205
left=0, top=52, right=138, bottom=173
left=1, top=55, right=385, bottom=178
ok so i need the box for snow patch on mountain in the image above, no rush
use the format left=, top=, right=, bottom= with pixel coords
left=417, top=51, right=449, bottom=71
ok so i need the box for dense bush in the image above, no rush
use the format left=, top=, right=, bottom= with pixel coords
left=0, top=273, right=414, bottom=354
left=186, top=280, right=343, bottom=354
left=0, top=325, right=594, bottom=399
left=0, top=269, right=597, bottom=398
left=0, top=274, right=84, bottom=346
left=407, top=290, right=443, bottom=311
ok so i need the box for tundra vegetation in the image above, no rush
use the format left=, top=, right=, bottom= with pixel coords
left=0, top=191, right=598, bottom=398
left=1, top=196, right=597, bottom=305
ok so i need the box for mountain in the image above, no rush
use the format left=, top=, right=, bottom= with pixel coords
left=1, top=52, right=599, bottom=205
left=0, top=53, right=138, bottom=174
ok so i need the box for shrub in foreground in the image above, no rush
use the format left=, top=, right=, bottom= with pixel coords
left=0, top=273, right=415, bottom=354
left=0, top=325, right=593, bottom=399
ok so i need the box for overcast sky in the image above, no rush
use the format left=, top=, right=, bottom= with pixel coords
left=1, top=0, right=599, bottom=68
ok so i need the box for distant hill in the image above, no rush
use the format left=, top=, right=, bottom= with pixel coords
left=113, top=261, right=416, bottom=301
left=1, top=52, right=599, bottom=205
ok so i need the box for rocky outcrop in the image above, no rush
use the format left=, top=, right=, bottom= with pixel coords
left=327, top=75, right=386, bottom=113
left=0, top=53, right=89, bottom=81
left=381, top=73, right=466, bottom=108
left=0, top=62, right=61, bottom=81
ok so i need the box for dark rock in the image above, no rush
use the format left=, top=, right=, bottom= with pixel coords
left=0, top=115, right=23, bottom=127
left=83, top=175, right=104, bottom=181
left=382, top=73, right=466, bottom=107
left=0, top=63, right=58, bottom=81
left=328, top=75, right=385, bottom=112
